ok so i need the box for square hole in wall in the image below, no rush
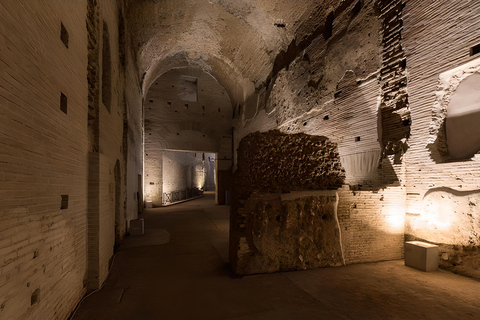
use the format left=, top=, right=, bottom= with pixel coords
left=355, top=136, right=361, bottom=142
left=470, top=44, right=480, bottom=56
left=61, top=195, right=69, bottom=209
left=60, top=92, right=67, bottom=114
left=61, top=22, right=69, bottom=48
left=178, top=75, right=198, bottom=102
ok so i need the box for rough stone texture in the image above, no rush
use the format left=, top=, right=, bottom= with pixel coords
left=127, top=0, right=342, bottom=107
left=235, top=130, right=345, bottom=196
left=406, top=188, right=480, bottom=279
left=3, top=2, right=480, bottom=318
left=234, top=0, right=387, bottom=186
left=231, top=0, right=407, bottom=275
left=265, top=0, right=382, bottom=123
left=233, top=192, right=344, bottom=275
left=230, top=130, right=345, bottom=274
left=427, top=59, right=480, bottom=162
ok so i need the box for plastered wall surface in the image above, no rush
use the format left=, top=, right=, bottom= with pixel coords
left=0, top=1, right=143, bottom=318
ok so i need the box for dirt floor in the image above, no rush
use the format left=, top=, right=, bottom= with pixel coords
left=72, top=192, right=480, bottom=320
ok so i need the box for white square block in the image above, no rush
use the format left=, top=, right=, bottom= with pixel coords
left=405, top=241, right=439, bottom=272
left=130, top=218, right=144, bottom=236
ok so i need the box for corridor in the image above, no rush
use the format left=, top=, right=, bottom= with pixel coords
left=72, top=193, right=480, bottom=320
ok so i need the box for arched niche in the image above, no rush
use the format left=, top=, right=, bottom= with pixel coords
left=446, top=73, right=480, bottom=160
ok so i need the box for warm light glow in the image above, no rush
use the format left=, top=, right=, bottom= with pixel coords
left=385, top=207, right=405, bottom=232
left=421, top=200, right=452, bottom=230
left=195, top=163, right=205, bottom=189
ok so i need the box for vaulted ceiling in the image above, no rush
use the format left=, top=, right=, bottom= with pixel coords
left=145, top=67, right=232, bottom=152
left=127, top=0, right=338, bottom=105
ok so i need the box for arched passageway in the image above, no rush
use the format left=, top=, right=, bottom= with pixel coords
left=144, top=67, right=233, bottom=206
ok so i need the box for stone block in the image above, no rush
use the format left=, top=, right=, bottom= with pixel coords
left=405, top=241, right=439, bottom=272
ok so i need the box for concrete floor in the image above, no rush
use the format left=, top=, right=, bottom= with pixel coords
left=72, top=192, right=480, bottom=320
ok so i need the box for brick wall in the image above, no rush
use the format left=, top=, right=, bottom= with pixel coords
left=403, top=0, right=480, bottom=278
left=0, top=1, right=89, bottom=319
left=0, top=1, right=143, bottom=318
left=231, top=0, right=407, bottom=271
left=163, top=151, right=204, bottom=194
left=97, top=0, right=126, bottom=287
left=144, top=149, right=163, bottom=207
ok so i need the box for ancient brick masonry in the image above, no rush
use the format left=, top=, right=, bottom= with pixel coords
left=402, top=0, right=480, bottom=279
left=377, top=0, right=411, bottom=161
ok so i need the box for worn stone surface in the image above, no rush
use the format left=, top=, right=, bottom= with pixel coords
left=233, top=193, right=343, bottom=275
left=230, top=130, right=345, bottom=274
left=234, top=130, right=345, bottom=196
left=377, top=0, right=411, bottom=161
left=427, top=60, right=480, bottom=162
left=127, top=0, right=342, bottom=106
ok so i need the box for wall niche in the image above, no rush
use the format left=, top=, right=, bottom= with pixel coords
left=445, top=73, right=480, bottom=160
left=428, top=58, right=480, bottom=162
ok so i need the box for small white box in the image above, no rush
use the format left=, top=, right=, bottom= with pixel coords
left=130, top=218, right=144, bottom=236
left=405, top=241, right=439, bottom=272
